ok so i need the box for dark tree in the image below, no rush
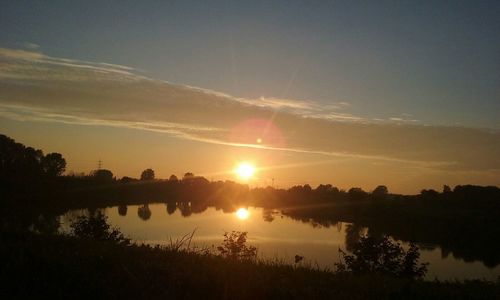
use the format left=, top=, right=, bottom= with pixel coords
left=0, top=134, right=67, bottom=185
left=372, top=185, right=389, bottom=200
left=23, top=147, right=44, bottom=177
left=336, top=235, right=428, bottom=279
left=120, top=176, right=137, bottom=183
left=92, top=169, right=114, bottom=182
left=420, top=189, right=439, bottom=201
left=140, top=168, right=155, bottom=180
left=31, top=213, right=60, bottom=234
left=70, top=212, right=129, bottom=245
left=168, top=174, right=179, bottom=181
left=315, top=184, right=338, bottom=193
left=42, top=152, right=66, bottom=177
left=348, top=187, right=367, bottom=201
left=183, top=172, right=194, bottom=180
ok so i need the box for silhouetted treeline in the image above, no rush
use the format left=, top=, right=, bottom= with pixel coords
left=271, top=184, right=500, bottom=268
left=2, top=133, right=500, bottom=268
left=0, top=134, right=66, bottom=193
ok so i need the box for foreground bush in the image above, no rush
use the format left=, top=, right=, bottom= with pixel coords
left=336, top=235, right=428, bottom=279
left=70, top=212, right=130, bottom=245
left=1, top=231, right=499, bottom=300
left=217, top=231, right=257, bottom=260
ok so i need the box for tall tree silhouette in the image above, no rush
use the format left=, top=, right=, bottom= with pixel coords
left=140, top=168, right=155, bottom=180
left=42, top=153, right=66, bottom=177
left=0, top=134, right=66, bottom=186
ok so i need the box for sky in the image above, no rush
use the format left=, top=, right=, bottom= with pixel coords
left=0, top=1, right=499, bottom=193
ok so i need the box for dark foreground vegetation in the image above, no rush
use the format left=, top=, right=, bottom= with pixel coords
left=2, top=133, right=500, bottom=298
left=2, top=230, right=499, bottom=300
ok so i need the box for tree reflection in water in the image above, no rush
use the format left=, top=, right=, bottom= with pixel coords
left=118, top=205, right=127, bottom=216
left=137, top=204, right=151, bottom=221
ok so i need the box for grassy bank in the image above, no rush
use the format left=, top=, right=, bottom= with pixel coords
left=1, top=231, right=498, bottom=300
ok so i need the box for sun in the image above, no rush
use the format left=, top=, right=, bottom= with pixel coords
left=235, top=163, right=255, bottom=180
left=235, top=208, right=249, bottom=220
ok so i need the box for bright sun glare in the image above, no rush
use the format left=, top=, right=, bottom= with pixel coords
left=235, top=208, right=249, bottom=220
left=235, top=163, right=255, bottom=180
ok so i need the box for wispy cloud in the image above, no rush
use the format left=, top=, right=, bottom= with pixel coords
left=24, top=43, right=40, bottom=50
left=248, top=96, right=316, bottom=110
left=389, top=117, right=419, bottom=123
left=0, top=48, right=499, bottom=173
left=237, top=96, right=355, bottom=120
left=0, top=48, right=140, bottom=80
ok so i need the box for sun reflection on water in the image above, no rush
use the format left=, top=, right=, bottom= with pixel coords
left=235, top=208, right=249, bottom=220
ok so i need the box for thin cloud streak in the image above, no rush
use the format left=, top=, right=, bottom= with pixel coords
left=0, top=103, right=443, bottom=168
left=0, top=48, right=499, bottom=173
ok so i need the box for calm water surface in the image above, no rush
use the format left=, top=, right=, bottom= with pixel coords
left=60, top=204, right=500, bottom=281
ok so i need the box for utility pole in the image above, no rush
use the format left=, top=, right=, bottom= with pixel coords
left=98, top=159, right=102, bottom=170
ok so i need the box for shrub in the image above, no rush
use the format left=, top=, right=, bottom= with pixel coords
left=70, top=212, right=130, bottom=245
left=335, top=235, right=428, bottom=279
left=217, top=231, right=257, bottom=260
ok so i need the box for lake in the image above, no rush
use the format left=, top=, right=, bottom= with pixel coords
left=60, top=203, right=500, bottom=281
